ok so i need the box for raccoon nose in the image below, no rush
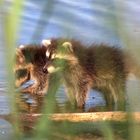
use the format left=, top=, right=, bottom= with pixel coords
left=42, top=66, right=48, bottom=74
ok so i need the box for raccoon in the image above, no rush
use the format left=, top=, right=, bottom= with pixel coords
left=14, top=44, right=50, bottom=95
left=42, top=38, right=140, bottom=110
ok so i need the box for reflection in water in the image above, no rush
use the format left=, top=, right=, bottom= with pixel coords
left=15, top=76, right=106, bottom=113
left=16, top=86, right=106, bottom=114
left=16, top=93, right=43, bottom=113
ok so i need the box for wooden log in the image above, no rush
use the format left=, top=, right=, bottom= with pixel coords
left=49, top=112, right=140, bottom=122
left=1, top=112, right=140, bottom=123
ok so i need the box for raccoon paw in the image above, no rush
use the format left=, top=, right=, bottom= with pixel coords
left=34, top=91, right=45, bottom=96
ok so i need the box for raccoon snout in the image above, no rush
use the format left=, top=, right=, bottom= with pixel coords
left=42, top=66, right=48, bottom=74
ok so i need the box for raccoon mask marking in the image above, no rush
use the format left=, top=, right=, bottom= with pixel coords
left=14, top=44, right=50, bottom=95
left=42, top=39, right=78, bottom=73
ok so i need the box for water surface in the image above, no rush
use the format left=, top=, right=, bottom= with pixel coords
left=0, top=0, right=140, bottom=115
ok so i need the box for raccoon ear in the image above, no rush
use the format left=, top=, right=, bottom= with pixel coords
left=16, top=47, right=22, bottom=55
left=62, top=42, right=73, bottom=52
left=16, top=45, right=24, bottom=55
left=42, top=39, right=51, bottom=47
left=15, top=45, right=24, bottom=54
left=16, top=46, right=25, bottom=63
left=19, top=45, right=25, bottom=49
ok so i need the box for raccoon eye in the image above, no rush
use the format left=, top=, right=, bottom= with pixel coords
left=15, top=68, right=28, bottom=79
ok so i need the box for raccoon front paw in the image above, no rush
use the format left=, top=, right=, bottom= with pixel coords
left=34, top=91, right=46, bottom=96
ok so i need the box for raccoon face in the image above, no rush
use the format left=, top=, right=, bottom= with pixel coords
left=42, top=39, right=74, bottom=73
left=14, top=44, right=50, bottom=94
left=42, top=39, right=73, bottom=58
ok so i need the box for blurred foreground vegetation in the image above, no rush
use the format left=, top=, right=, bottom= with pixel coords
left=1, top=0, right=140, bottom=140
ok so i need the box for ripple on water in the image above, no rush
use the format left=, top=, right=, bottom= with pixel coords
left=0, top=119, right=13, bottom=140
left=0, top=96, right=10, bottom=115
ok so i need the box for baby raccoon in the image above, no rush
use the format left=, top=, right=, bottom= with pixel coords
left=42, top=38, right=140, bottom=110
left=15, top=44, right=50, bottom=95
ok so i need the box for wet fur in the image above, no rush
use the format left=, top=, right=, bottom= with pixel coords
left=44, top=38, right=140, bottom=110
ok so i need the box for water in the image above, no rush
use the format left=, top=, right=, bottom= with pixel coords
left=18, top=0, right=123, bottom=45
left=0, top=0, right=140, bottom=114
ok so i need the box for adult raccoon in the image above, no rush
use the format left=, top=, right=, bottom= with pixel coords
left=15, top=44, right=50, bottom=95
left=42, top=38, right=140, bottom=110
